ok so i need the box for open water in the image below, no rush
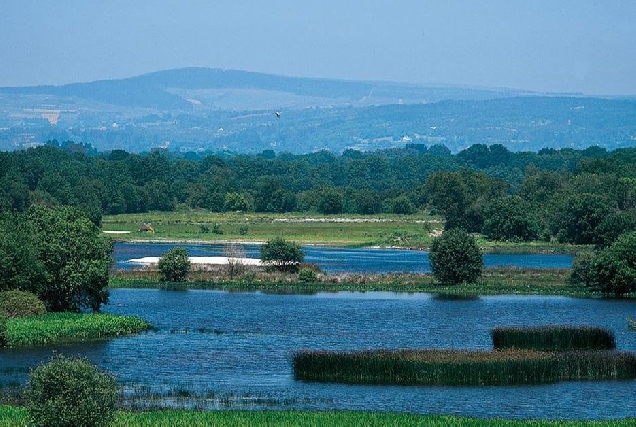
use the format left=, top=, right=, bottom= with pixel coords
left=2, top=289, right=635, bottom=420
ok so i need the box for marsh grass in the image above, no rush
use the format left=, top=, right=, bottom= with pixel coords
left=492, top=326, right=616, bottom=351
left=292, top=349, right=636, bottom=386
left=5, top=312, right=153, bottom=347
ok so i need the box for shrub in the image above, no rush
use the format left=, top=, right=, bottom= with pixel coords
left=298, top=268, right=318, bottom=282
left=429, top=228, right=483, bottom=285
left=260, top=237, right=304, bottom=273
left=158, top=247, right=191, bottom=282
left=24, top=354, right=117, bottom=427
left=0, top=290, right=46, bottom=318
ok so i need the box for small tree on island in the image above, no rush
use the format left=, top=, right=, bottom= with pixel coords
left=158, top=247, right=191, bottom=282
left=429, top=228, right=483, bottom=285
left=260, top=237, right=304, bottom=273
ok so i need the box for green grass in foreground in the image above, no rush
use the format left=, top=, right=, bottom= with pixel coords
left=0, top=407, right=634, bottom=427
left=5, top=312, right=153, bottom=347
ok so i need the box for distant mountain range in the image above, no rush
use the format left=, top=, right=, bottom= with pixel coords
left=0, top=67, right=634, bottom=154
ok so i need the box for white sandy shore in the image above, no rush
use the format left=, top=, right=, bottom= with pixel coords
left=127, top=256, right=262, bottom=266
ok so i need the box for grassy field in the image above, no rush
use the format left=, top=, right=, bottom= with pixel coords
left=103, top=211, right=583, bottom=253
left=4, top=312, right=153, bottom=348
left=0, top=407, right=634, bottom=426
left=103, top=211, right=440, bottom=247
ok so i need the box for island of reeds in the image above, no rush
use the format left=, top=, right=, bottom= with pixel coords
left=292, top=325, right=636, bottom=386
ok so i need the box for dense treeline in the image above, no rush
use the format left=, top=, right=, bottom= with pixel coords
left=2, top=141, right=636, bottom=246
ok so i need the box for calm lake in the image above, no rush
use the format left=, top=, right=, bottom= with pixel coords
left=2, top=289, right=635, bottom=420
left=113, top=242, right=574, bottom=272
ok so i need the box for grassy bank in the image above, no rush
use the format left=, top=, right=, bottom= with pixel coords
left=0, top=407, right=634, bottom=427
left=109, top=267, right=590, bottom=297
left=4, top=312, right=153, bottom=348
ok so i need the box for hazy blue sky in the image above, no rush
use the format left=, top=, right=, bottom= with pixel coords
left=2, top=1, right=635, bottom=95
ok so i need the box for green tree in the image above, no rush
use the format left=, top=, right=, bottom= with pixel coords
left=260, top=237, right=304, bottom=273
left=24, top=354, right=117, bottom=427
left=28, top=205, right=112, bottom=312
left=318, top=187, right=344, bottom=214
left=482, top=196, right=539, bottom=242
left=550, top=193, right=612, bottom=244
left=429, top=229, right=483, bottom=285
left=158, top=247, right=191, bottom=282
left=0, top=213, right=46, bottom=293
left=580, top=231, right=636, bottom=296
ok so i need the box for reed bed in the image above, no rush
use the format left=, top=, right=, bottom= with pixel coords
left=491, top=326, right=616, bottom=351
left=292, top=349, right=636, bottom=386
left=4, top=312, right=153, bottom=347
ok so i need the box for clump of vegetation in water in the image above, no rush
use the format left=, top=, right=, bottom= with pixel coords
left=491, top=325, right=616, bottom=351
left=4, top=312, right=152, bottom=348
left=158, top=247, right=191, bottom=283
left=24, top=354, right=117, bottom=427
left=293, top=324, right=635, bottom=386
left=292, top=348, right=636, bottom=386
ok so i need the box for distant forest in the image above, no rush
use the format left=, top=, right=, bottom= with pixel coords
left=2, top=140, right=636, bottom=246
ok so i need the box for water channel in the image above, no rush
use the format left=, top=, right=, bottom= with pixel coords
left=113, top=242, right=574, bottom=272
left=2, top=289, right=635, bottom=420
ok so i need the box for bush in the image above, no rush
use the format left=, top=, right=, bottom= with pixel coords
left=429, top=228, right=483, bottom=285
left=158, top=247, right=191, bottom=282
left=260, top=237, right=304, bottom=273
left=24, top=354, right=117, bottom=427
left=0, top=290, right=46, bottom=318
left=298, top=268, right=318, bottom=282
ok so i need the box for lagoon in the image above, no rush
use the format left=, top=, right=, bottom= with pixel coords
left=1, top=289, right=635, bottom=420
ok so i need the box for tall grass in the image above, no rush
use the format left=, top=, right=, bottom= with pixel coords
left=292, top=349, right=636, bottom=386
left=5, top=313, right=153, bottom=347
left=492, top=326, right=616, bottom=351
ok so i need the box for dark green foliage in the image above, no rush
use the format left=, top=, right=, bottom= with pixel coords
left=0, top=290, right=46, bottom=318
left=482, top=196, right=538, bottom=242
left=390, top=195, right=416, bottom=215
left=568, top=252, right=595, bottom=288
left=318, top=187, right=344, bottom=214
left=429, top=229, right=483, bottom=285
left=260, top=237, right=304, bottom=273
left=573, top=231, right=636, bottom=296
left=24, top=354, right=117, bottom=427
left=298, top=267, right=318, bottom=282
left=491, top=326, right=616, bottom=351
left=0, top=213, right=46, bottom=293
left=292, top=349, right=636, bottom=386
left=551, top=193, right=612, bottom=244
left=28, top=205, right=112, bottom=312
left=158, top=247, right=191, bottom=282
